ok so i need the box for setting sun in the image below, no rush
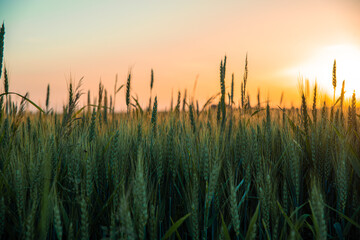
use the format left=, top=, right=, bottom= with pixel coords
left=285, top=44, right=360, bottom=99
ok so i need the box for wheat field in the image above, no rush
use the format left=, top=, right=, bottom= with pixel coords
left=0, top=23, right=360, bottom=240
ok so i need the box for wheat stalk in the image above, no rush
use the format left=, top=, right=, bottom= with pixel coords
left=0, top=22, right=4, bottom=79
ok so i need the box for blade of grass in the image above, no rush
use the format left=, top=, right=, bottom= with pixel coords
left=220, top=212, right=231, bottom=240
left=0, top=92, right=45, bottom=113
left=162, top=213, right=191, bottom=240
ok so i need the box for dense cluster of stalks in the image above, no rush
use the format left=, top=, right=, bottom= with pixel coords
left=1, top=23, right=360, bottom=240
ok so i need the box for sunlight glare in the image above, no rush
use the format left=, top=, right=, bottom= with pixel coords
left=286, top=44, right=360, bottom=99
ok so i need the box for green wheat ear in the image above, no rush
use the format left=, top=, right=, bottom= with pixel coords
left=151, top=96, right=158, bottom=135
left=312, top=82, right=317, bottom=124
left=149, top=68, right=154, bottom=111
left=103, top=89, right=108, bottom=123
left=348, top=90, right=357, bottom=133
left=175, top=90, right=181, bottom=114
left=45, top=84, right=50, bottom=112
left=150, top=68, right=154, bottom=90
left=189, top=104, right=196, bottom=133
left=0, top=22, right=4, bottom=79
left=230, top=73, right=234, bottom=105
left=220, top=56, right=226, bottom=117
left=242, top=53, right=248, bottom=109
left=301, top=92, right=308, bottom=136
left=332, top=59, right=336, bottom=102
left=4, top=65, right=8, bottom=94
left=3, top=65, right=8, bottom=114
left=340, top=80, right=345, bottom=118
left=126, top=71, right=131, bottom=111
left=182, top=89, right=187, bottom=112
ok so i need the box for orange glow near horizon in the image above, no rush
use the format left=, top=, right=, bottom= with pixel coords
left=0, top=0, right=359, bottom=111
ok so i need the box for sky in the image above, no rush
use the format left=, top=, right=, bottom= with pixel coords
left=1, top=0, right=360, bottom=111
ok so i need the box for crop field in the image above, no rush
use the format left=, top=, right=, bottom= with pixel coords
left=0, top=23, right=360, bottom=240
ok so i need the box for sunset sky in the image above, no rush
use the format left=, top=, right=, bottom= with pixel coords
left=1, top=0, right=360, bottom=111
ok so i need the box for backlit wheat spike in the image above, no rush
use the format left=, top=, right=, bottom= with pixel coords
left=0, top=22, right=4, bottom=79
left=332, top=59, right=336, bottom=103
left=4, top=65, right=8, bottom=94
left=301, top=92, right=309, bottom=137
left=103, top=89, right=108, bottom=123
left=151, top=96, right=158, bottom=135
left=68, top=81, right=73, bottom=110
left=312, top=82, right=317, bottom=124
left=219, top=56, right=226, bottom=124
left=230, top=73, right=234, bottom=105
left=88, top=108, right=96, bottom=142
left=97, top=81, right=103, bottom=112
left=244, top=53, right=248, bottom=90
left=149, top=69, right=154, bottom=111
left=216, top=101, right=221, bottom=123
left=175, top=90, right=181, bottom=114
left=45, top=84, right=50, bottom=113
left=247, top=93, right=251, bottom=108
left=150, top=68, right=154, bottom=90
left=189, top=104, right=196, bottom=133
left=109, top=95, right=112, bottom=115
left=279, top=91, right=284, bottom=106
left=340, top=80, right=345, bottom=120
left=87, top=90, right=90, bottom=112
left=241, top=82, right=244, bottom=109
left=0, top=95, right=3, bottom=119
left=350, top=91, right=357, bottom=132
left=126, top=71, right=131, bottom=111
left=242, top=53, right=249, bottom=109
left=182, top=89, right=187, bottom=112
left=170, top=89, right=174, bottom=112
